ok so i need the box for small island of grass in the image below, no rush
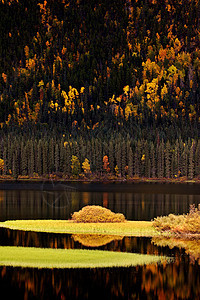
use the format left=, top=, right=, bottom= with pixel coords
left=0, top=246, right=167, bottom=269
left=2, top=204, right=199, bottom=238
left=0, top=205, right=159, bottom=236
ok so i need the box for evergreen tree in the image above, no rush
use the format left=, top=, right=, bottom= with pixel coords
left=181, top=143, right=188, bottom=177
left=150, top=143, right=156, bottom=178
left=3, top=145, right=7, bottom=175
left=121, top=140, right=126, bottom=176
left=43, top=141, right=48, bottom=175
left=194, top=140, right=200, bottom=177
left=189, top=144, right=194, bottom=179
left=115, top=142, right=122, bottom=176
left=37, top=140, right=42, bottom=176
left=128, top=147, right=133, bottom=177
left=108, top=139, right=114, bottom=174
left=165, top=141, right=171, bottom=178
left=55, top=143, right=60, bottom=173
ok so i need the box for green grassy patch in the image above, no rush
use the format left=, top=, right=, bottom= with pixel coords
left=0, top=246, right=167, bottom=269
left=0, top=220, right=159, bottom=237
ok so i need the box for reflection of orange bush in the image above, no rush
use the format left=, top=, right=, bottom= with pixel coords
left=71, top=205, right=126, bottom=223
left=72, top=234, right=123, bottom=247
left=152, top=236, right=200, bottom=264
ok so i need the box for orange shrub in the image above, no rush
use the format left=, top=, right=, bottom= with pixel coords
left=71, top=205, right=126, bottom=223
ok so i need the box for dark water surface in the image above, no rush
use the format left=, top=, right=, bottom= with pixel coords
left=0, top=183, right=200, bottom=299
left=0, top=182, right=200, bottom=221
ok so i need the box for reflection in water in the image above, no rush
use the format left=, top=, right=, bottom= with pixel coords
left=1, top=228, right=161, bottom=254
left=1, top=187, right=200, bottom=221
left=0, top=229, right=200, bottom=299
left=72, top=234, right=123, bottom=247
left=152, top=236, right=200, bottom=264
left=1, top=184, right=200, bottom=299
left=1, top=255, right=200, bottom=300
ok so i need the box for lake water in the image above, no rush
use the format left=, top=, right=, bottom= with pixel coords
left=0, top=182, right=200, bottom=299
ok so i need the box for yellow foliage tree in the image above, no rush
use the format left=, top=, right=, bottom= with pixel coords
left=82, top=158, right=91, bottom=175
left=0, top=159, right=4, bottom=173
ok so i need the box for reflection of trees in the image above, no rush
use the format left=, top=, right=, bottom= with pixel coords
left=1, top=257, right=200, bottom=300
left=1, top=188, right=199, bottom=221
left=2, top=229, right=161, bottom=254
left=152, top=236, right=200, bottom=264
left=2, top=229, right=200, bottom=299
left=72, top=234, right=123, bottom=247
left=141, top=257, right=200, bottom=299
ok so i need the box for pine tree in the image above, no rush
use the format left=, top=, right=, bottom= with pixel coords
left=121, top=140, right=126, bottom=176
left=21, top=143, right=28, bottom=176
left=43, top=141, right=48, bottom=175
left=37, top=140, right=42, bottom=176
left=12, top=151, right=19, bottom=180
left=63, top=142, right=71, bottom=175
left=157, top=140, right=164, bottom=178
left=59, top=140, right=64, bottom=173
left=150, top=142, right=156, bottom=178
left=144, top=141, right=150, bottom=177
left=165, top=141, right=171, bottom=178
left=49, top=138, right=55, bottom=173
left=189, top=144, right=194, bottom=179
left=95, top=139, right=102, bottom=173
left=115, top=142, right=122, bottom=176
left=108, top=139, right=114, bottom=173
left=194, top=140, right=200, bottom=177
left=30, top=140, right=35, bottom=175
left=55, top=143, right=60, bottom=173
left=181, top=143, right=188, bottom=177
left=3, top=145, right=7, bottom=175
left=134, top=142, right=140, bottom=177
left=128, top=147, right=133, bottom=177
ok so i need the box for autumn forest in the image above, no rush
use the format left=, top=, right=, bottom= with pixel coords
left=0, top=0, right=200, bottom=180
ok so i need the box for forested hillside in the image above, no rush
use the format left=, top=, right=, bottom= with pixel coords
left=0, top=0, right=200, bottom=179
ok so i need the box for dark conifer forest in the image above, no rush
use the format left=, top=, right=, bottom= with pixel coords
left=0, top=0, right=200, bottom=179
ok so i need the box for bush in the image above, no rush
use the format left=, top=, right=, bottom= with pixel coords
left=153, top=204, right=200, bottom=235
left=71, top=205, right=126, bottom=223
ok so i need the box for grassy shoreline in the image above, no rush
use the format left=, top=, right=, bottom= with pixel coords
left=0, top=220, right=159, bottom=237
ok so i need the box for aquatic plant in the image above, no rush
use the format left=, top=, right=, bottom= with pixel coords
left=71, top=205, right=126, bottom=223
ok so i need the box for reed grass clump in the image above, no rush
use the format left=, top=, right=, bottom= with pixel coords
left=71, top=205, right=126, bottom=223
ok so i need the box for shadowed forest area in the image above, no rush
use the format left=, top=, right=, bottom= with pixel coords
left=0, top=0, right=200, bottom=179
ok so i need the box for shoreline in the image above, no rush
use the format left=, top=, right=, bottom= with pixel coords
left=0, top=177, right=199, bottom=184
